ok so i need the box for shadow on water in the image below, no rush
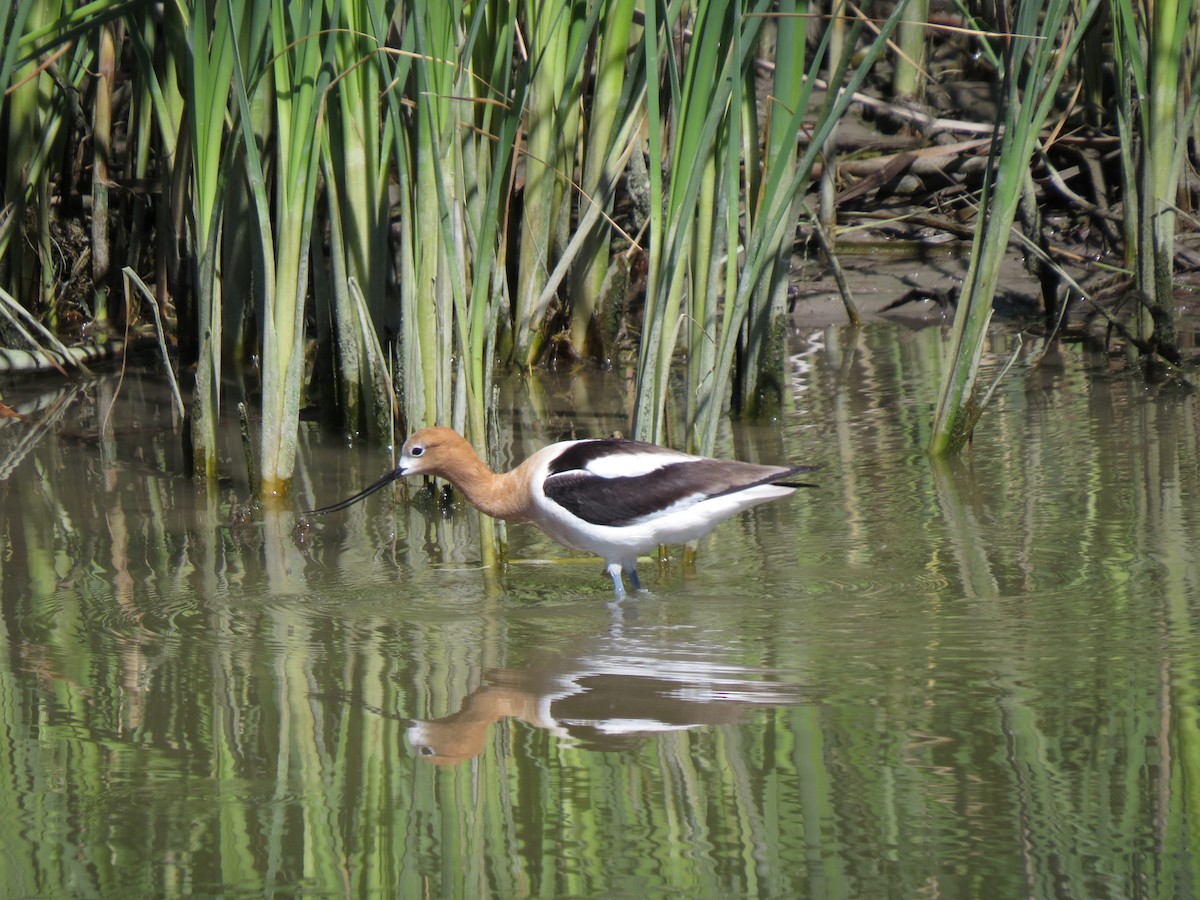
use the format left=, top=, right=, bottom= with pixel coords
left=2, top=318, right=1200, bottom=897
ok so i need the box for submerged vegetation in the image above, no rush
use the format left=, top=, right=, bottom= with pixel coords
left=1, top=0, right=1198, bottom=488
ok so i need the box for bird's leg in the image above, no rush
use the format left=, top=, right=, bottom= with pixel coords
left=626, top=562, right=642, bottom=592
left=606, top=562, right=627, bottom=597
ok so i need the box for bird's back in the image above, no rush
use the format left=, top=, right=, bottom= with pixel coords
left=525, top=437, right=812, bottom=556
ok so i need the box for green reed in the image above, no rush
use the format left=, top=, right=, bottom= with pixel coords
left=511, top=0, right=578, bottom=366
left=320, top=0, right=393, bottom=443
left=5, top=0, right=1187, bottom=507
left=633, top=0, right=770, bottom=445
left=1, top=0, right=93, bottom=335
left=684, top=2, right=908, bottom=454
left=736, top=0, right=813, bottom=425
left=565, top=0, right=640, bottom=359
left=176, top=0, right=242, bottom=480
left=257, top=2, right=331, bottom=501
left=387, top=0, right=535, bottom=564
left=892, top=0, right=929, bottom=101
left=928, top=0, right=1099, bottom=456
left=1112, top=0, right=1200, bottom=364
left=398, top=2, right=456, bottom=436
left=2, top=1, right=906, bottom=483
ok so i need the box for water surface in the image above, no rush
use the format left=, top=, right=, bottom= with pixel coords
left=1, top=322, right=1198, bottom=897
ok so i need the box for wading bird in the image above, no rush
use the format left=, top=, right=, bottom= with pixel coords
left=307, top=426, right=816, bottom=595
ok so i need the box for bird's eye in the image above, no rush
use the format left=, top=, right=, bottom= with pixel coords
left=418, top=745, right=435, bottom=756
left=410, top=446, right=424, bottom=457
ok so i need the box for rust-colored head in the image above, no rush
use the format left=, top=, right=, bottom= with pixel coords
left=397, top=426, right=476, bottom=479
left=305, top=427, right=489, bottom=516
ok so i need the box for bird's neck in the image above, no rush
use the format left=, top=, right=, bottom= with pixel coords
left=441, top=457, right=532, bottom=522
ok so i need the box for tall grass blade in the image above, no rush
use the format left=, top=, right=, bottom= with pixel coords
left=928, top=0, right=1099, bottom=455
left=321, top=0, right=393, bottom=439
left=736, top=0, right=811, bottom=422
left=0, top=1, right=92, bottom=316
left=634, top=0, right=772, bottom=444
left=256, top=0, right=333, bottom=499
left=690, top=2, right=908, bottom=454
left=179, top=0, right=245, bottom=479
left=566, top=0, right=640, bottom=359
left=893, top=0, right=930, bottom=100
left=1112, top=0, right=1198, bottom=363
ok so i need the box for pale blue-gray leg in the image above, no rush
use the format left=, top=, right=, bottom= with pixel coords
left=606, top=561, right=627, bottom=596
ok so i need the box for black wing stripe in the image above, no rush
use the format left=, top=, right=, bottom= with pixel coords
left=544, top=459, right=795, bottom=527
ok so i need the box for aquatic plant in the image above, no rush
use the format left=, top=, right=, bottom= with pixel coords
left=0, top=0, right=1192, bottom=493
left=1112, top=0, right=1200, bottom=366
left=634, top=0, right=907, bottom=451
left=928, top=0, right=1100, bottom=456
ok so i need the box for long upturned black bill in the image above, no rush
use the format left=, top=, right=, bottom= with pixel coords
left=304, top=467, right=405, bottom=515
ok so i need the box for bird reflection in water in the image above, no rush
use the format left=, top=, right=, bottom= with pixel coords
left=406, top=654, right=806, bottom=766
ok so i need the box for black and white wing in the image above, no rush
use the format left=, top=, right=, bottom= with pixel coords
left=541, top=439, right=815, bottom=528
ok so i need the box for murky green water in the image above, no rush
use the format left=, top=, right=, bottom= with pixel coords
left=2, top=322, right=1198, bottom=898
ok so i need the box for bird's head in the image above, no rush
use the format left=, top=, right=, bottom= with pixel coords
left=398, top=426, right=471, bottom=478
left=304, top=426, right=478, bottom=516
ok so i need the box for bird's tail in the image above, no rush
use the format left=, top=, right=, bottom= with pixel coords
left=774, top=465, right=819, bottom=489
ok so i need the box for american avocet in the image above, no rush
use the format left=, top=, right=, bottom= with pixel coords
left=307, top=426, right=816, bottom=595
